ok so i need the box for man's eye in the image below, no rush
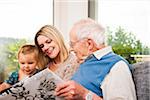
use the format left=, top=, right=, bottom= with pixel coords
left=21, top=62, right=25, bottom=64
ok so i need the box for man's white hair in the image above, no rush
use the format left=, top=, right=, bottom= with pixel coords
left=73, top=18, right=106, bottom=46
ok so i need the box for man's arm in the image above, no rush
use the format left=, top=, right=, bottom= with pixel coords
left=55, top=80, right=103, bottom=100
left=101, top=61, right=137, bottom=100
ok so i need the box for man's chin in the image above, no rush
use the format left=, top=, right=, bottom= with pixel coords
left=77, top=59, right=84, bottom=64
left=77, top=56, right=88, bottom=63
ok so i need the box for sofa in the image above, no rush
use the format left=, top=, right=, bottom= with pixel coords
left=132, top=61, right=150, bottom=100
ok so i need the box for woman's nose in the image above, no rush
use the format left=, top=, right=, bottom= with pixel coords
left=42, top=45, right=48, bottom=52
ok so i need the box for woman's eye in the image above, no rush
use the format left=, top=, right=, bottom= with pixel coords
left=47, top=39, right=52, bottom=43
left=39, top=44, right=44, bottom=48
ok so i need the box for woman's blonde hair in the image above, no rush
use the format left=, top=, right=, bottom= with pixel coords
left=34, top=25, right=69, bottom=67
left=17, top=44, right=46, bottom=69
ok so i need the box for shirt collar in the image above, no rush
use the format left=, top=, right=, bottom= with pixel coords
left=93, top=46, right=113, bottom=60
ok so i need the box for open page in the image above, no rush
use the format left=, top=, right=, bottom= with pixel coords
left=0, top=68, right=64, bottom=100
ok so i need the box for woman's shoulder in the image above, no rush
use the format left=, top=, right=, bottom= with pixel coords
left=61, top=52, right=79, bottom=67
left=55, top=52, right=79, bottom=80
left=66, top=52, right=78, bottom=63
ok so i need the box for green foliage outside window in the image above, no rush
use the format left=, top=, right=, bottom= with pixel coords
left=106, top=26, right=147, bottom=64
left=5, top=39, right=27, bottom=69
left=0, top=38, right=27, bottom=81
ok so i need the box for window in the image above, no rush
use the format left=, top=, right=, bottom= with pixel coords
left=0, top=0, right=53, bottom=40
left=97, top=0, right=150, bottom=63
left=98, top=0, right=150, bottom=47
left=0, top=0, right=53, bottom=81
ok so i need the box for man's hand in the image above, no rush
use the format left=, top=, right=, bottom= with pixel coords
left=55, top=80, right=88, bottom=100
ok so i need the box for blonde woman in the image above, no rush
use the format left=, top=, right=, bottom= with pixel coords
left=34, top=25, right=79, bottom=80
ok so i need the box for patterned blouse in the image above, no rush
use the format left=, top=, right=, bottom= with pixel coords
left=54, top=53, right=79, bottom=81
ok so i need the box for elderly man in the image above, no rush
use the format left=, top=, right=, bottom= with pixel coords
left=55, top=18, right=136, bottom=100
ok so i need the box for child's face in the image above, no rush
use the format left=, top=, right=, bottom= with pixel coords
left=18, top=53, right=37, bottom=75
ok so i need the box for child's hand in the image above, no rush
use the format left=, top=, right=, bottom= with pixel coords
left=0, top=82, right=11, bottom=92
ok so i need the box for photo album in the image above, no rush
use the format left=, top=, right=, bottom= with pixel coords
left=0, top=68, right=64, bottom=100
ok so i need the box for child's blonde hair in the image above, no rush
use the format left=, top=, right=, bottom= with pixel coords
left=18, top=44, right=46, bottom=70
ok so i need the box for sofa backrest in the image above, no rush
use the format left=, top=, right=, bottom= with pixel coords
left=132, top=61, right=150, bottom=100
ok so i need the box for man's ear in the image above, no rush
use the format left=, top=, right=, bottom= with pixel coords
left=87, top=39, right=94, bottom=51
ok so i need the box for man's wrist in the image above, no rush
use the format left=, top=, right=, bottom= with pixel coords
left=85, top=91, right=93, bottom=100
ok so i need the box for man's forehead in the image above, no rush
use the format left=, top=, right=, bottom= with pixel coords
left=70, top=30, right=78, bottom=40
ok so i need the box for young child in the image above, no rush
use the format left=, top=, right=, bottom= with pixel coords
left=0, top=44, right=43, bottom=92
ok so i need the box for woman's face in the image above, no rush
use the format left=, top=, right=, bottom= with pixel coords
left=37, top=35, right=60, bottom=59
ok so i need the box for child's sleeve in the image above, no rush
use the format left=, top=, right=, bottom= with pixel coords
left=5, top=71, right=19, bottom=85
